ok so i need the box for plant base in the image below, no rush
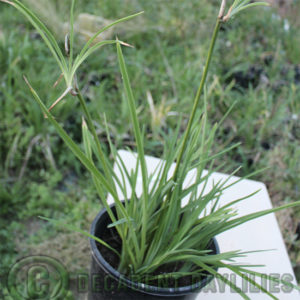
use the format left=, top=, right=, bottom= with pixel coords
left=88, top=205, right=219, bottom=299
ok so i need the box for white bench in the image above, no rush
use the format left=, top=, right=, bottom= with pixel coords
left=107, top=150, right=299, bottom=299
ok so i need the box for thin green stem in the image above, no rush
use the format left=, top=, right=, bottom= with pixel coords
left=69, top=0, right=75, bottom=71
left=172, top=18, right=221, bottom=183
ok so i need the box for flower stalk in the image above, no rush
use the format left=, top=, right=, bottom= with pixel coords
left=171, top=17, right=222, bottom=184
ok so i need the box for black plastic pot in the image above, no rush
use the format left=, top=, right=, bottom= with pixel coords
left=88, top=204, right=219, bottom=300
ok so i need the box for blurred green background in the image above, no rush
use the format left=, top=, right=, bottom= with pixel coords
left=1, top=0, right=299, bottom=297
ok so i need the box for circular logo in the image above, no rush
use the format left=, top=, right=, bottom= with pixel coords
left=7, top=255, right=69, bottom=299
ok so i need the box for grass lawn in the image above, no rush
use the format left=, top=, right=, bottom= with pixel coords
left=1, top=0, right=300, bottom=297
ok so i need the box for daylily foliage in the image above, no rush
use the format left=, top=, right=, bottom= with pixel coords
left=2, top=1, right=299, bottom=298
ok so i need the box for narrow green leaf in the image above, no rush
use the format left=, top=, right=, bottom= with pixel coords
left=197, top=261, right=250, bottom=299
left=82, top=117, right=92, bottom=160
left=72, top=40, right=119, bottom=78
left=11, top=0, right=68, bottom=77
left=116, top=41, right=149, bottom=257
left=107, top=217, right=134, bottom=228
left=77, top=11, right=144, bottom=61
left=224, top=263, right=278, bottom=299
left=219, top=201, right=300, bottom=236
left=231, top=2, right=270, bottom=18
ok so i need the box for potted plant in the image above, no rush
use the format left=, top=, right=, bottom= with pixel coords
left=2, top=0, right=300, bottom=299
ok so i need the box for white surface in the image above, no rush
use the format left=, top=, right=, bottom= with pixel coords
left=108, top=150, right=299, bottom=299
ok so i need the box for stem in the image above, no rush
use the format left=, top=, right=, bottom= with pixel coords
left=172, top=18, right=221, bottom=183
left=218, top=0, right=227, bottom=19
left=76, top=89, right=115, bottom=190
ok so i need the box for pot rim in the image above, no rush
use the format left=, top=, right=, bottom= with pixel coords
left=90, top=204, right=220, bottom=296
